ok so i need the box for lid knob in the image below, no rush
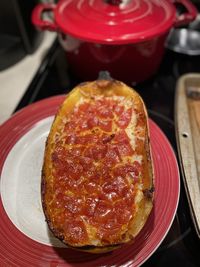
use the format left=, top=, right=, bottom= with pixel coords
left=105, top=0, right=122, bottom=5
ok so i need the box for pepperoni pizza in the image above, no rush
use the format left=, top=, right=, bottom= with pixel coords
left=42, top=79, right=154, bottom=252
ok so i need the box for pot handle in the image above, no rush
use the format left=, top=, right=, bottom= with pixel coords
left=31, top=3, right=57, bottom=31
left=172, top=0, right=198, bottom=27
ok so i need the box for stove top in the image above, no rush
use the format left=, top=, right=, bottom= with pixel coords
left=15, top=39, right=200, bottom=266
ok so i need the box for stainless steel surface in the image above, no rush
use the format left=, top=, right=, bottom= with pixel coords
left=166, top=28, right=200, bottom=55
left=166, top=14, right=200, bottom=55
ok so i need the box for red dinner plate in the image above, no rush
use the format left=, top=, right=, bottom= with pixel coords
left=0, top=95, right=180, bottom=267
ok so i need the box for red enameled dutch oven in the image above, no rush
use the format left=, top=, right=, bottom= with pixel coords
left=32, top=0, right=197, bottom=84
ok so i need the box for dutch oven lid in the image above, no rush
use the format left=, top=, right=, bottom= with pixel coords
left=54, top=0, right=176, bottom=44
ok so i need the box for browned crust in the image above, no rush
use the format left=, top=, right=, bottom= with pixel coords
left=41, top=79, right=154, bottom=253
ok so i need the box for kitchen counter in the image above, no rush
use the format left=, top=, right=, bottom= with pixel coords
left=0, top=32, right=56, bottom=125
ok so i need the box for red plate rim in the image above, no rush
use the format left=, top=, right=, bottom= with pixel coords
left=0, top=95, right=180, bottom=267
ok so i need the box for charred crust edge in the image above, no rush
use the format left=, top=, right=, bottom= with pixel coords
left=143, top=187, right=155, bottom=199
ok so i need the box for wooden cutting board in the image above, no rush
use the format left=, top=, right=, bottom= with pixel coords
left=175, top=73, right=200, bottom=238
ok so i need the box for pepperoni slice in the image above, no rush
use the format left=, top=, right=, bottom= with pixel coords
left=114, top=200, right=133, bottom=225
left=124, top=189, right=136, bottom=206
left=64, top=133, right=77, bottom=145
left=63, top=196, right=83, bottom=215
left=84, top=181, right=101, bottom=194
left=104, top=144, right=121, bottom=166
left=104, top=131, right=134, bottom=159
left=102, top=176, right=129, bottom=198
left=78, top=118, right=90, bottom=130
left=77, top=102, right=90, bottom=113
left=64, top=121, right=76, bottom=132
left=98, top=218, right=121, bottom=242
left=63, top=219, right=88, bottom=244
left=84, top=164, right=100, bottom=181
left=100, top=165, right=112, bottom=183
left=98, top=120, right=112, bottom=132
left=117, top=108, right=132, bottom=129
left=113, top=130, right=129, bottom=143
left=53, top=147, right=83, bottom=163
left=93, top=200, right=113, bottom=224
left=102, top=133, right=115, bottom=144
left=61, top=174, right=84, bottom=193
left=84, top=197, right=98, bottom=217
left=97, top=106, right=113, bottom=119
left=84, top=144, right=107, bottom=161
left=52, top=152, right=69, bottom=173
left=87, top=116, right=99, bottom=128
left=69, top=146, right=84, bottom=157
left=112, top=166, right=125, bottom=178
left=113, top=162, right=141, bottom=178
left=101, top=217, right=121, bottom=231
left=75, top=133, right=99, bottom=145
left=54, top=174, right=72, bottom=191
left=95, top=98, right=112, bottom=109
left=78, top=156, right=93, bottom=170
left=67, top=161, right=83, bottom=180
left=116, top=141, right=134, bottom=157
left=97, top=220, right=122, bottom=243
left=114, top=104, right=124, bottom=116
